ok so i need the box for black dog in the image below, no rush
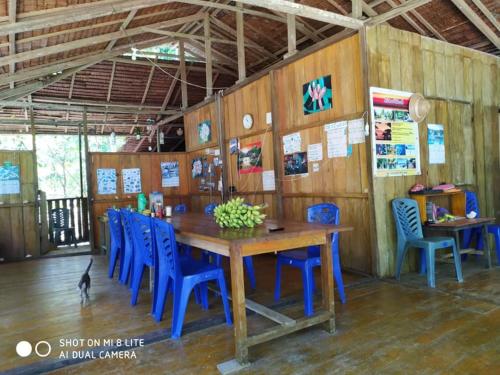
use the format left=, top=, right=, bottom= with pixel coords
left=78, top=259, right=93, bottom=304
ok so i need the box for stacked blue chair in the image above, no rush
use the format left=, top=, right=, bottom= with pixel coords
left=462, top=191, right=500, bottom=265
left=107, top=209, right=124, bottom=279
left=203, top=203, right=257, bottom=289
left=392, top=198, right=463, bottom=288
left=174, top=204, right=187, bottom=213
left=152, top=218, right=232, bottom=338
left=129, top=212, right=156, bottom=307
left=274, top=203, right=346, bottom=316
left=119, top=209, right=135, bottom=285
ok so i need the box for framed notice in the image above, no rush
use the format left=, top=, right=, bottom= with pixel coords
left=370, top=87, right=421, bottom=177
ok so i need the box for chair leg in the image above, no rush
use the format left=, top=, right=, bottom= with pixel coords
left=395, top=244, right=408, bottom=281
left=119, top=245, right=133, bottom=284
left=199, top=282, right=209, bottom=310
left=243, top=256, right=257, bottom=290
left=302, top=265, right=315, bottom=316
left=419, top=248, right=426, bottom=275
left=332, top=248, right=346, bottom=304
left=217, top=273, right=233, bottom=326
left=274, top=258, right=282, bottom=301
left=451, top=241, right=464, bottom=283
left=108, top=243, right=118, bottom=279
left=151, top=264, right=160, bottom=314
left=153, top=276, right=171, bottom=322
left=171, top=281, right=193, bottom=339
left=488, top=226, right=500, bottom=265
left=130, top=262, right=145, bottom=306
left=425, top=248, right=436, bottom=288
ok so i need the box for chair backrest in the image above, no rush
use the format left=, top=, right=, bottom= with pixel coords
left=152, top=218, right=181, bottom=280
left=307, top=203, right=340, bottom=249
left=465, top=191, right=480, bottom=217
left=392, top=199, right=423, bottom=245
left=204, top=203, right=217, bottom=216
left=129, top=212, right=155, bottom=266
left=51, top=208, right=70, bottom=229
left=107, top=209, right=123, bottom=247
left=174, top=204, right=187, bottom=213
left=120, top=209, right=134, bottom=249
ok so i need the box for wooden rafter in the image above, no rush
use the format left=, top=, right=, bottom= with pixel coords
left=8, top=0, right=16, bottom=88
left=107, top=62, right=116, bottom=103
left=106, top=9, right=138, bottom=51
left=469, top=0, right=500, bottom=33
left=179, top=41, right=188, bottom=109
left=204, top=14, right=213, bottom=97
left=367, top=0, right=432, bottom=26
left=450, top=0, right=500, bottom=49
left=236, top=2, right=246, bottom=81
left=352, top=0, right=362, bottom=19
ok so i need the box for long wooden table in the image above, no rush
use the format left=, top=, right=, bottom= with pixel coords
left=165, top=213, right=353, bottom=373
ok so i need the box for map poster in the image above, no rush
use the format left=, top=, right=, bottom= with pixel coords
left=122, top=168, right=142, bottom=194
left=96, top=168, right=117, bottom=195
left=370, top=87, right=421, bottom=177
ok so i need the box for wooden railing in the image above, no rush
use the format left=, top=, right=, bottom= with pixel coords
left=46, top=197, right=90, bottom=243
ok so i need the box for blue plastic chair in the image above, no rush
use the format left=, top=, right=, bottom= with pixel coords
left=392, top=198, right=463, bottom=288
left=203, top=203, right=257, bottom=289
left=274, top=203, right=346, bottom=316
left=129, top=212, right=156, bottom=307
left=462, top=191, right=500, bottom=264
left=174, top=204, right=187, bottom=213
left=107, top=209, right=124, bottom=279
left=119, top=209, right=135, bottom=285
left=152, top=218, right=232, bottom=338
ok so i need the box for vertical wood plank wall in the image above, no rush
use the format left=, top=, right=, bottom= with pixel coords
left=0, top=151, right=39, bottom=260
left=366, top=25, right=500, bottom=277
left=184, top=34, right=374, bottom=274
left=89, top=152, right=189, bottom=247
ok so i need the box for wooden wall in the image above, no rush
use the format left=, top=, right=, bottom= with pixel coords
left=366, top=25, right=500, bottom=277
left=0, top=151, right=39, bottom=260
left=89, top=152, right=189, bottom=247
left=184, top=34, right=374, bottom=275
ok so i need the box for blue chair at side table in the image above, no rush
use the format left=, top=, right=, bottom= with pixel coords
left=203, top=203, right=257, bottom=289
left=174, top=204, right=187, bottom=213
left=152, top=218, right=232, bottom=338
left=462, top=191, right=500, bottom=265
left=274, top=203, right=346, bottom=316
left=107, top=209, right=124, bottom=279
left=129, top=212, right=156, bottom=307
left=119, top=209, right=135, bottom=285
left=392, top=198, right=463, bottom=288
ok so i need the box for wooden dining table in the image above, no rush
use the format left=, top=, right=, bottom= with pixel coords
left=164, top=212, right=353, bottom=374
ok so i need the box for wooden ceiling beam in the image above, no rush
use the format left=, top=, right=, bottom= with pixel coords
left=232, top=0, right=363, bottom=29
left=106, top=61, right=116, bottom=102
left=236, top=3, right=246, bottom=81
left=33, top=96, right=165, bottom=110
left=366, top=0, right=432, bottom=26
left=8, top=0, right=17, bottom=89
left=450, top=0, right=500, bottom=49
left=0, top=0, right=178, bottom=37
left=352, top=0, right=362, bottom=19
left=106, top=9, right=138, bottom=51
left=0, top=13, right=205, bottom=67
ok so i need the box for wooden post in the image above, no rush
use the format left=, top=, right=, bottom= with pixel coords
left=320, top=233, right=335, bottom=333
left=215, top=92, right=228, bottom=201
left=78, top=122, right=84, bottom=197
left=179, top=40, right=188, bottom=109
left=236, top=3, right=246, bottom=82
left=284, top=0, right=297, bottom=58
left=269, top=70, right=284, bottom=219
left=204, top=14, right=213, bottom=98
left=83, top=107, right=95, bottom=251
left=29, top=106, right=41, bottom=256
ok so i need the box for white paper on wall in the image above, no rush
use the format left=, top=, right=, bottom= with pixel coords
left=325, top=121, right=348, bottom=158
left=262, top=170, right=276, bottom=191
left=282, top=132, right=301, bottom=155
left=307, top=143, right=323, bottom=162
left=348, top=118, right=365, bottom=144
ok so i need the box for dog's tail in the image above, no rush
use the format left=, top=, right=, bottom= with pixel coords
left=85, top=258, right=93, bottom=274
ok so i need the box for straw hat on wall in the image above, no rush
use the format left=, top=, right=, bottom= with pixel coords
left=409, top=93, right=431, bottom=122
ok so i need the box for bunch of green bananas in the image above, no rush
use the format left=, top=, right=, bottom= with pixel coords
left=214, top=197, right=266, bottom=229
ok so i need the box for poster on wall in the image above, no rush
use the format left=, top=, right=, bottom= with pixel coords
left=284, top=152, right=308, bottom=176
left=303, top=75, right=333, bottom=115
left=282, top=132, right=302, bottom=155
left=198, top=120, right=212, bottom=144
left=0, top=164, right=20, bottom=195
left=229, top=138, right=239, bottom=154
left=161, top=161, right=180, bottom=187
left=370, top=87, right=421, bottom=177
left=325, top=121, right=348, bottom=158
left=96, top=168, right=117, bottom=195
left=238, top=141, right=263, bottom=174
left=122, top=168, right=142, bottom=194
left=191, top=158, right=203, bottom=178
left=428, top=124, right=445, bottom=164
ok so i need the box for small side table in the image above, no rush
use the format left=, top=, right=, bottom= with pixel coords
left=425, top=217, right=496, bottom=268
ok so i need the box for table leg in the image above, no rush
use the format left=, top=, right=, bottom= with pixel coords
left=229, top=245, right=249, bottom=365
left=320, top=234, right=336, bottom=334
left=482, top=224, right=492, bottom=269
